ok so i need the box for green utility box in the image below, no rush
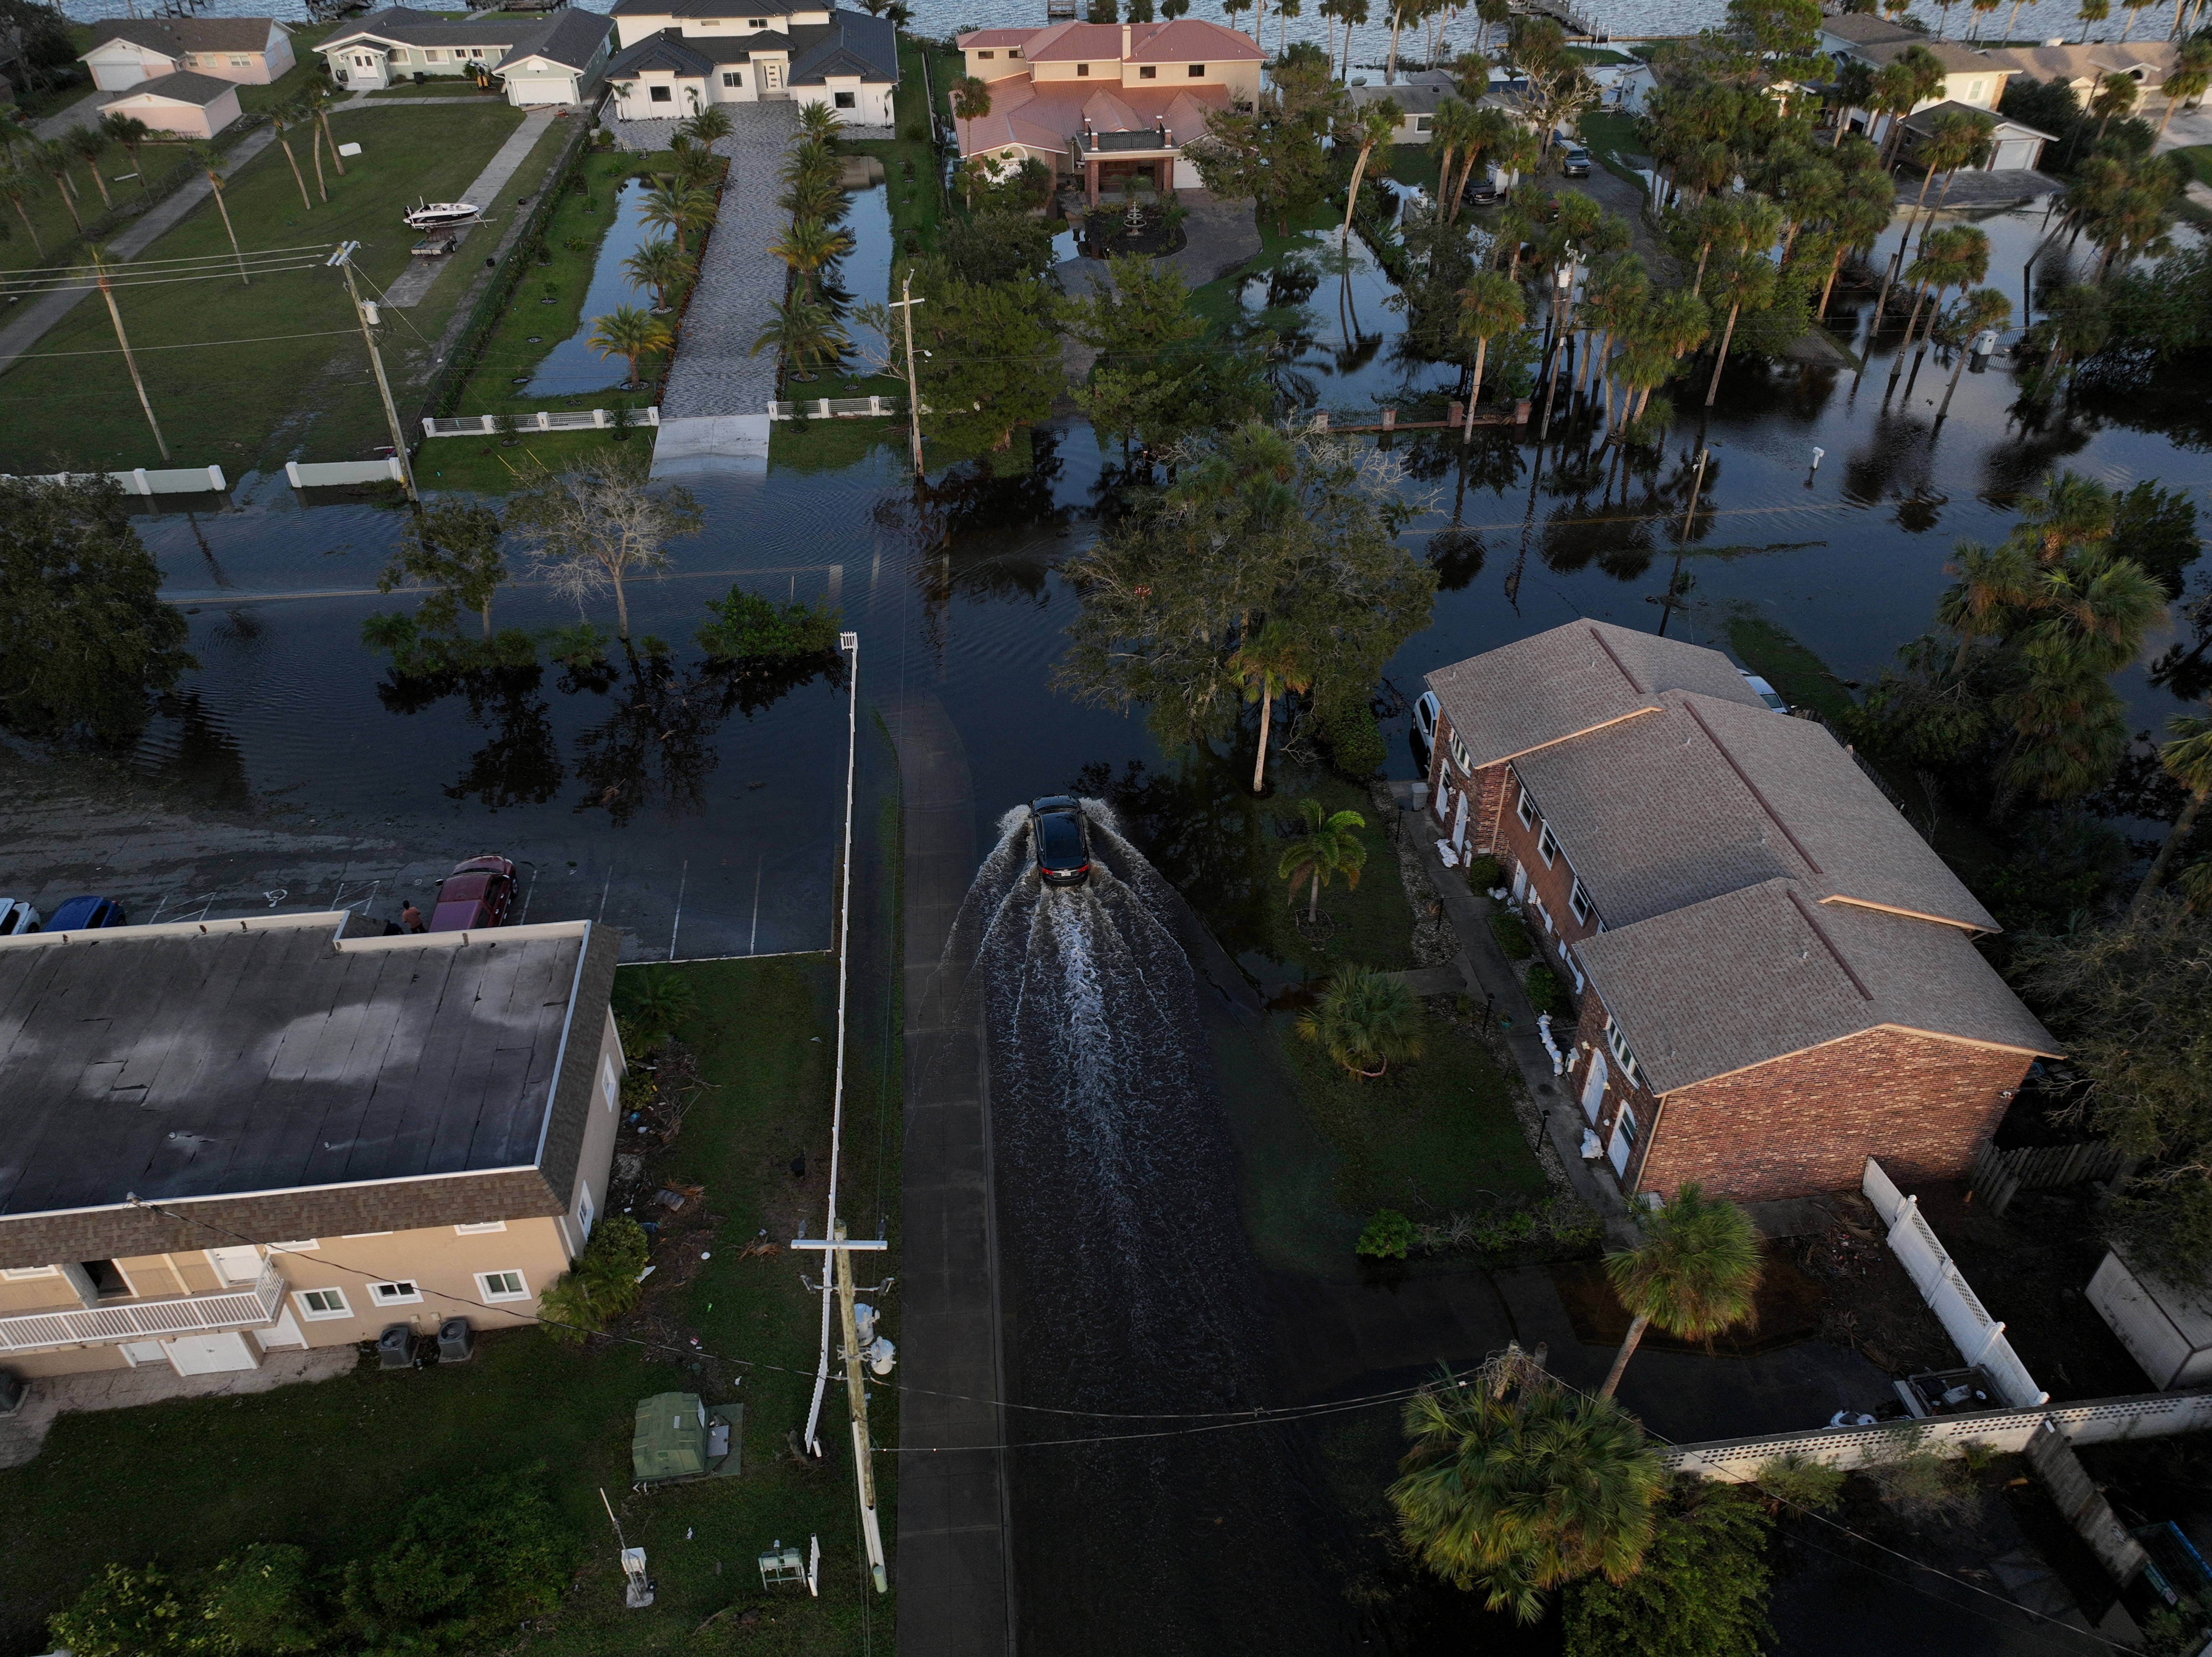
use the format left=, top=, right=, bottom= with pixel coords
left=631, top=1391, right=743, bottom=1484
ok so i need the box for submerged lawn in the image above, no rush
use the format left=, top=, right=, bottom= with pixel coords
left=0, top=956, right=896, bottom=1657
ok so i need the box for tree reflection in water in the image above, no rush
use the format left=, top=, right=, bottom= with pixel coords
left=377, top=665, right=564, bottom=810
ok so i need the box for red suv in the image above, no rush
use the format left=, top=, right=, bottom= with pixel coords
left=427, top=856, right=517, bottom=932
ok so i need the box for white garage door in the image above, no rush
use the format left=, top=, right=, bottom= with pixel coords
left=162, top=1332, right=261, bottom=1375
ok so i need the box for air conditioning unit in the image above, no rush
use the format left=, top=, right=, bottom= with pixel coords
left=437, top=1317, right=473, bottom=1363
left=377, top=1323, right=413, bottom=1371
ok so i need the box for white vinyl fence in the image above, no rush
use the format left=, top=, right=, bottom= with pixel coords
left=3, top=465, right=227, bottom=495
left=286, top=457, right=407, bottom=488
left=767, top=396, right=902, bottom=421
left=1864, top=1156, right=2047, bottom=1407
left=421, top=407, right=663, bottom=439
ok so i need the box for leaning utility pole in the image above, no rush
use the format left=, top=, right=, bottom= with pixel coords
left=888, top=273, right=925, bottom=475
left=792, top=1229, right=890, bottom=1591
left=92, top=255, right=168, bottom=462
left=328, top=241, right=417, bottom=501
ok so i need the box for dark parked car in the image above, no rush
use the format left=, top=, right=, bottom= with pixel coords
left=1461, top=170, right=1499, bottom=206
left=427, top=856, right=517, bottom=932
left=48, top=895, right=125, bottom=931
left=1028, top=797, right=1093, bottom=888
left=1561, top=145, right=1591, bottom=178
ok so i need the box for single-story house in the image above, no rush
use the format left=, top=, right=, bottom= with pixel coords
left=97, top=70, right=244, bottom=140
left=81, top=16, right=295, bottom=90
left=605, top=0, right=897, bottom=124
left=1424, top=621, right=2060, bottom=1203
left=1979, top=40, right=2191, bottom=115
left=0, top=911, right=622, bottom=1378
left=1346, top=80, right=1447, bottom=142
left=319, top=5, right=613, bottom=106
left=1897, top=98, right=2054, bottom=170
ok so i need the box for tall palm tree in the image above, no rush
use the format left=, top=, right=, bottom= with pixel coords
left=1703, top=248, right=1778, bottom=407
left=31, top=140, right=81, bottom=232
left=188, top=143, right=250, bottom=286
left=1390, top=1355, right=1665, bottom=1623
left=1938, top=539, right=2039, bottom=675
left=682, top=104, right=735, bottom=147
left=1994, top=634, right=2130, bottom=809
left=2015, top=470, right=2114, bottom=563
left=1230, top=621, right=1311, bottom=792
left=2029, top=283, right=2110, bottom=395
left=1340, top=98, right=1402, bottom=236
left=267, top=103, right=314, bottom=211
left=2029, top=549, right=2165, bottom=674
left=301, top=80, right=346, bottom=178
left=749, top=297, right=850, bottom=382
left=0, top=154, right=44, bottom=256
left=768, top=216, right=855, bottom=298
left=1430, top=95, right=1478, bottom=217
left=1299, top=962, right=1424, bottom=1075
left=1598, top=1182, right=1762, bottom=1397
left=1817, top=191, right=1894, bottom=318
left=1934, top=285, right=2013, bottom=420
left=588, top=304, right=674, bottom=389
left=1893, top=224, right=1990, bottom=380
left=1278, top=797, right=1368, bottom=922
left=623, top=237, right=693, bottom=312
left=99, top=113, right=155, bottom=194
left=780, top=173, right=845, bottom=222
left=64, top=125, right=112, bottom=209
left=1456, top=269, right=1524, bottom=439
left=2130, top=715, right=2212, bottom=919
left=640, top=183, right=718, bottom=256
left=2155, top=39, right=2212, bottom=139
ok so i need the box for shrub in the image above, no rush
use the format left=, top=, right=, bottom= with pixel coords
left=538, top=1214, right=652, bottom=1340
left=1298, top=961, right=1424, bottom=1076
left=202, top=1544, right=324, bottom=1654
left=546, top=620, right=611, bottom=668
left=48, top=1563, right=197, bottom=1657
left=696, top=586, right=843, bottom=660
left=1357, top=1208, right=1414, bottom=1259
left=1322, top=698, right=1386, bottom=777
left=340, top=1469, right=576, bottom=1647
left=1463, top=852, right=1503, bottom=890
left=1489, top=908, right=1534, bottom=960
left=614, top=963, right=697, bottom=1048
left=1562, top=1476, right=1773, bottom=1657
left=1866, top=1433, right=1974, bottom=1522
left=1525, top=962, right=1574, bottom=1019
left=1754, top=1453, right=1845, bottom=1513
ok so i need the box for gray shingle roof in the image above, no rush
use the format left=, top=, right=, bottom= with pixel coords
left=605, top=29, right=717, bottom=74
left=85, top=17, right=285, bottom=57
left=787, top=8, right=894, bottom=83
left=1574, top=879, right=2059, bottom=1094
left=323, top=5, right=599, bottom=54
left=1425, top=618, right=1765, bottom=768
left=496, top=8, right=613, bottom=71
left=0, top=918, right=610, bottom=1215
left=104, top=69, right=240, bottom=106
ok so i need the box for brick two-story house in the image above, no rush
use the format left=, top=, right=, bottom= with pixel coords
left=0, top=912, right=621, bottom=1378
left=1425, top=621, right=2058, bottom=1202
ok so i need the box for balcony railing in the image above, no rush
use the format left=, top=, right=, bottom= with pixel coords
left=1074, top=128, right=1178, bottom=157
left=0, top=1263, right=285, bottom=1355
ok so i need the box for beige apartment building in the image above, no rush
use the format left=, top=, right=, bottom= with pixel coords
left=0, top=912, right=621, bottom=1379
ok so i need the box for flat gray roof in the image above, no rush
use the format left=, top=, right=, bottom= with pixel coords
left=0, top=916, right=601, bottom=1217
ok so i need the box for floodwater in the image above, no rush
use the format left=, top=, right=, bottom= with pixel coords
left=522, top=176, right=656, bottom=398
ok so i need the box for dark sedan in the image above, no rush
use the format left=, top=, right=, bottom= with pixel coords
left=1028, top=797, right=1093, bottom=888
left=427, top=856, right=517, bottom=932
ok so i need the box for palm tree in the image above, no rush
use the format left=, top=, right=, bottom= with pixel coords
left=1431, top=95, right=1478, bottom=218
left=1598, top=1182, right=1762, bottom=1397
left=682, top=105, right=734, bottom=147
left=2090, top=69, right=2139, bottom=137
left=641, top=183, right=718, bottom=257
left=1390, top=1352, right=1665, bottom=1622
left=189, top=143, right=250, bottom=286
left=0, top=154, right=43, bottom=256
left=949, top=74, right=992, bottom=131
left=588, top=304, right=674, bottom=389
left=1456, top=269, right=1524, bottom=439
left=671, top=144, right=722, bottom=192
left=267, top=103, right=314, bottom=211
left=768, top=216, right=854, bottom=298
left=2076, top=0, right=2110, bottom=40
left=1938, top=539, right=2039, bottom=674
left=1893, top=224, right=1990, bottom=381
left=1703, top=248, right=1778, bottom=407
left=623, top=237, right=693, bottom=312
left=31, top=140, right=81, bottom=232
left=1994, top=634, right=2130, bottom=808
left=2156, top=39, right=2212, bottom=139
left=780, top=173, right=845, bottom=222
left=99, top=113, right=155, bottom=194
left=2029, top=283, right=2109, bottom=395
left=1299, top=962, right=1424, bottom=1076
left=2130, top=716, right=2212, bottom=919
left=1230, top=622, right=1312, bottom=792
left=796, top=100, right=841, bottom=143
left=2029, top=550, right=2164, bottom=674
left=1817, top=191, right=1893, bottom=318
left=64, top=125, right=112, bottom=209
left=1934, top=285, right=2013, bottom=420
left=749, top=297, right=850, bottom=382
left=300, top=80, right=346, bottom=178
left=1278, top=797, right=1368, bottom=922
left=2015, top=470, right=2114, bottom=563
left=1340, top=99, right=1402, bottom=236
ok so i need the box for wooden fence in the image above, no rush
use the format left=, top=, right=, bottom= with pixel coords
left=1967, top=1139, right=2129, bottom=1217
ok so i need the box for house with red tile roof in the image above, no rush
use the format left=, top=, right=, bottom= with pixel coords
left=1423, top=621, right=2060, bottom=1203
left=953, top=18, right=1261, bottom=201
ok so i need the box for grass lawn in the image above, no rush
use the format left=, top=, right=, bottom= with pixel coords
left=2170, top=145, right=2212, bottom=187
left=0, top=955, right=899, bottom=1657
left=847, top=35, right=959, bottom=266
left=1186, top=199, right=1338, bottom=331
left=1382, top=141, right=1441, bottom=196
left=770, top=408, right=905, bottom=472
left=233, top=25, right=342, bottom=116
left=0, top=101, right=552, bottom=474
left=1723, top=609, right=1857, bottom=724
left=1576, top=108, right=1650, bottom=193
left=419, top=425, right=658, bottom=493
left=366, top=78, right=507, bottom=98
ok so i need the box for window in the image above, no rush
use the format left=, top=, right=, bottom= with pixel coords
left=1449, top=731, right=1472, bottom=774
left=1516, top=788, right=1536, bottom=828
left=454, top=1221, right=507, bottom=1235
left=650, top=83, right=672, bottom=101
left=0, top=1265, right=58, bottom=1280
left=269, top=1239, right=319, bottom=1252
left=602, top=1054, right=621, bottom=1110
left=1612, top=1103, right=1639, bottom=1154
left=700, top=15, right=719, bottom=23
left=1604, top=1016, right=1641, bottom=1085
left=1569, top=879, right=1592, bottom=924
left=722, top=70, right=743, bottom=85
left=1009, top=47, right=1021, bottom=57
left=231, top=54, right=252, bottom=65
left=977, top=48, right=994, bottom=58
left=424, top=48, right=442, bottom=61
left=1188, top=63, right=1204, bottom=75
left=468, top=47, right=485, bottom=58
left=749, top=16, right=768, bottom=26
left=477, top=1270, right=530, bottom=1302
left=206, top=1246, right=264, bottom=1283
left=1413, top=114, right=1432, bottom=132
left=370, top=1280, right=423, bottom=1306
left=296, top=1287, right=351, bottom=1320
left=577, top=1179, right=597, bottom=1240
left=834, top=89, right=856, bottom=107
left=1538, top=824, right=1559, bottom=867
left=341, top=1231, right=393, bottom=1239
left=80, top=1260, right=133, bottom=1298
left=1139, top=63, right=1157, bottom=77
left=1076, top=62, right=1090, bottom=75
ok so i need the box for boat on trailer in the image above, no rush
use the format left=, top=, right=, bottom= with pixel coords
left=403, top=199, right=481, bottom=230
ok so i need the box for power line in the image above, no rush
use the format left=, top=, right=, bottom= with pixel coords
left=1, top=328, right=368, bottom=359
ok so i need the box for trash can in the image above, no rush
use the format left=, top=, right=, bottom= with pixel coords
left=437, top=1317, right=473, bottom=1363
left=377, top=1323, right=413, bottom=1371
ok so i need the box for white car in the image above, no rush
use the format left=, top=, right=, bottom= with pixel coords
left=1739, top=671, right=1787, bottom=712
left=0, top=899, right=41, bottom=935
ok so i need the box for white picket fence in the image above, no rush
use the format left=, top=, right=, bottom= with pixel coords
left=767, top=395, right=902, bottom=421
left=3, top=465, right=227, bottom=495
left=421, top=407, right=663, bottom=439
left=286, top=457, right=407, bottom=488
left=1864, top=1156, right=2047, bottom=1408
left=1663, top=1387, right=2212, bottom=1480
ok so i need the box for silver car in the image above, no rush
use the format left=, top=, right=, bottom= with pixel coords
left=0, top=899, right=41, bottom=936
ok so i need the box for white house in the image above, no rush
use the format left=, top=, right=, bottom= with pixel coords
left=81, top=17, right=294, bottom=90
left=98, top=70, right=244, bottom=140
left=602, top=0, right=898, bottom=126
left=1819, top=14, right=2016, bottom=146
left=1346, top=77, right=1452, bottom=142
left=318, top=6, right=613, bottom=106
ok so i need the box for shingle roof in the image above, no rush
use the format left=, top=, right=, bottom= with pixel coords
left=323, top=5, right=594, bottom=53
left=84, top=17, right=285, bottom=58
left=1979, top=40, right=2177, bottom=85
left=1574, top=880, right=2058, bottom=1094
left=956, top=26, right=1039, bottom=46
left=1899, top=97, right=2054, bottom=141
left=105, top=69, right=240, bottom=106
left=610, top=0, right=817, bottom=14
left=787, top=9, right=894, bottom=83
left=604, top=27, right=715, bottom=75
left=1821, top=13, right=1919, bottom=46
left=496, top=8, right=613, bottom=71
left=1123, top=17, right=1263, bottom=61
left=1425, top=618, right=1765, bottom=768
left=1854, top=36, right=2009, bottom=75
left=1349, top=82, right=1445, bottom=115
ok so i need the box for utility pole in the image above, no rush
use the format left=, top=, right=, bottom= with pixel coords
left=92, top=255, right=168, bottom=462
left=792, top=1230, right=890, bottom=1592
left=328, top=241, right=417, bottom=502
left=888, top=273, right=925, bottom=476
left=1651, top=444, right=1710, bottom=638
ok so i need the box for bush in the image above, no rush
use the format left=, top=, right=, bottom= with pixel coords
left=202, top=1544, right=323, bottom=1654
left=538, top=1214, right=652, bottom=1340
left=546, top=620, right=612, bottom=668
left=613, top=963, right=697, bottom=1049
left=696, top=586, right=843, bottom=660
left=1489, top=908, right=1534, bottom=960
left=1357, top=1208, right=1414, bottom=1259
left=48, top=1563, right=197, bottom=1657
left=1524, top=962, right=1574, bottom=1018
left=1754, top=1453, right=1845, bottom=1513
left=340, top=1469, right=576, bottom=1647
left=1322, top=699, right=1386, bottom=777
left=1563, top=1477, right=1773, bottom=1657
left=1463, top=852, right=1503, bottom=890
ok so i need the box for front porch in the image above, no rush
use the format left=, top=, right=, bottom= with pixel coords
left=1070, top=129, right=1182, bottom=204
